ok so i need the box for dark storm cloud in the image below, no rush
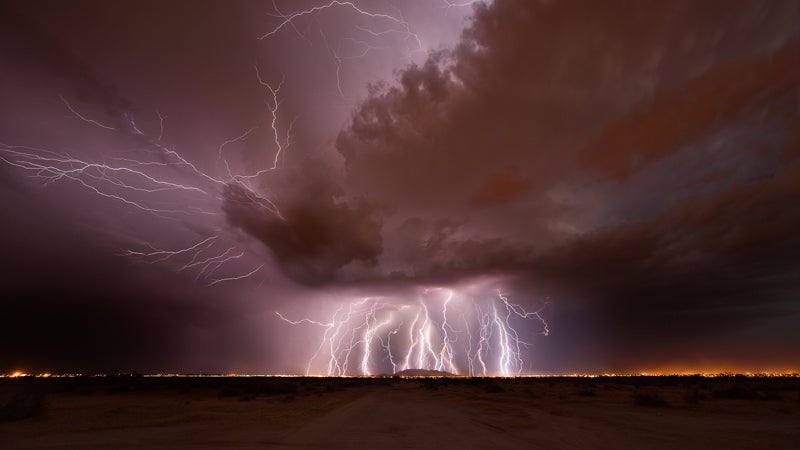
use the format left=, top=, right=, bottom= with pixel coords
left=580, top=38, right=800, bottom=180
left=471, top=167, right=531, bottom=206
left=333, top=0, right=800, bottom=370
left=337, top=0, right=800, bottom=212
left=222, top=179, right=383, bottom=286
left=532, top=162, right=800, bottom=316
left=382, top=217, right=534, bottom=281
left=338, top=0, right=800, bottom=268
left=526, top=162, right=800, bottom=370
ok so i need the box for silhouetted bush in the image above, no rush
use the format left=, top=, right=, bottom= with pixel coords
left=484, top=382, right=505, bottom=393
left=260, top=380, right=299, bottom=395
left=576, top=386, right=597, bottom=397
left=321, top=384, right=343, bottom=394
left=423, top=381, right=441, bottom=391
left=683, top=387, right=704, bottom=404
left=633, top=391, right=669, bottom=407
left=572, top=380, right=597, bottom=396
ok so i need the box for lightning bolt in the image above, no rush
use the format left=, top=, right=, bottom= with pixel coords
left=59, top=95, right=116, bottom=131
left=441, top=0, right=482, bottom=8
left=259, top=0, right=420, bottom=47
left=207, top=263, right=265, bottom=287
left=121, top=236, right=218, bottom=263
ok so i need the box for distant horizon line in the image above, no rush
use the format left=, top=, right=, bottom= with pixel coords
left=3, top=371, right=799, bottom=378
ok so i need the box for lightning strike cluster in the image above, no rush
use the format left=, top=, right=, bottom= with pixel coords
left=277, top=289, right=549, bottom=377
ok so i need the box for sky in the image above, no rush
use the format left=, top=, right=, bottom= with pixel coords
left=1, top=0, right=798, bottom=375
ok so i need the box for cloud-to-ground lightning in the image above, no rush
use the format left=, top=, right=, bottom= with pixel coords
left=276, top=288, right=549, bottom=376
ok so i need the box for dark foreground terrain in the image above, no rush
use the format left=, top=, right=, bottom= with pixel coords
left=1, top=375, right=798, bottom=449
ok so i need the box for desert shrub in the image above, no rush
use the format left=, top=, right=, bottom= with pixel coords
left=633, top=390, right=669, bottom=407
left=576, top=387, right=597, bottom=397
left=484, top=382, right=505, bottom=393
left=573, top=381, right=596, bottom=397
left=259, top=380, right=298, bottom=395
left=0, top=390, right=47, bottom=422
left=423, top=381, right=440, bottom=391
left=683, top=387, right=704, bottom=404
left=321, top=384, right=342, bottom=394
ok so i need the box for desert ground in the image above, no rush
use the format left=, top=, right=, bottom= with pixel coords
left=1, top=375, right=798, bottom=449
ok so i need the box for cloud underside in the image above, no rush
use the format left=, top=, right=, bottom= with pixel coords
left=223, top=2, right=800, bottom=307
left=328, top=0, right=800, bottom=355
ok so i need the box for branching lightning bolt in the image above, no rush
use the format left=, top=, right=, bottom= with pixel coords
left=3, top=76, right=294, bottom=286
left=259, top=0, right=420, bottom=46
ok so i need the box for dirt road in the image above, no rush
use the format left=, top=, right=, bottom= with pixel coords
left=278, top=384, right=523, bottom=448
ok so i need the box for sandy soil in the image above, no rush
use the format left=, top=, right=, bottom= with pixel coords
left=1, top=377, right=798, bottom=449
